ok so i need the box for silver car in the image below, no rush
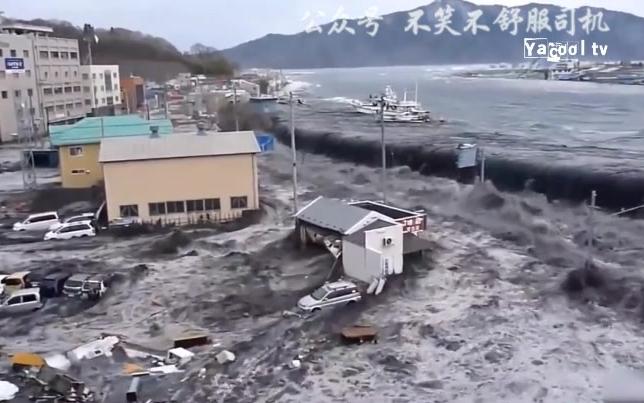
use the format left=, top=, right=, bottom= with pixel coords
left=0, top=288, right=43, bottom=315
left=297, top=280, right=362, bottom=312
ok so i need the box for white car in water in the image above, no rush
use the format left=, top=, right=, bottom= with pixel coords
left=297, top=280, right=362, bottom=312
left=49, top=213, right=95, bottom=231
left=44, top=221, right=96, bottom=241
left=13, top=211, right=60, bottom=232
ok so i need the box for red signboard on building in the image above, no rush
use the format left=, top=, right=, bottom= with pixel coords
left=397, top=214, right=426, bottom=234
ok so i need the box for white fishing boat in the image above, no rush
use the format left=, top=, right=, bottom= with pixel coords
left=377, top=110, right=432, bottom=123
left=353, top=84, right=428, bottom=117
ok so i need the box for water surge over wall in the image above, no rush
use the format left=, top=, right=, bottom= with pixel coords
left=269, top=123, right=644, bottom=212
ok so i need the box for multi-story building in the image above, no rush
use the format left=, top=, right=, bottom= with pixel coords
left=0, top=22, right=85, bottom=142
left=80, top=64, right=121, bottom=116
left=0, top=24, right=43, bottom=143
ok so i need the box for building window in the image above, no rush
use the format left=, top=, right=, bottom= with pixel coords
left=83, top=86, right=90, bottom=92
left=99, top=73, right=103, bottom=78
left=166, top=201, right=185, bottom=214
left=45, top=106, right=54, bottom=114
left=61, top=51, right=69, bottom=59
left=27, top=89, right=33, bottom=97
left=84, top=99, right=91, bottom=106
left=51, top=51, right=59, bottom=58
left=73, top=70, right=77, bottom=77
left=1, top=91, right=7, bottom=99
left=43, top=88, right=53, bottom=95
left=205, top=198, right=220, bottom=211
left=93, top=86, right=97, bottom=93
left=0, top=71, right=4, bottom=79
left=64, top=71, right=69, bottom=78
left=23, top=50, right=29, bottom=57
left=26, top=70, right=31, bottom=77
left=54, top=71, right=58, bottom=78
left=39, top=51, right=48, bottom=59
left=149, top=202, right=166, bottom=216
left=64, top=86, right=72, bottom=93
left=113, top=72, right=117, bottom=78
left=82, top=73, right=89, bottom=80
left=10, top=49, right=16, bottom=57
left=71, top=52, right=78, bottom=59
left=119, top=205, right=139, bottom=218
left=186, top=199, right=204, bottom=212
left=14, top=90, right=21, bottom=98
left=94, top=98, right=99, bottom=105
left=0, top=49, right=2, bottom=57
left=115, top=96, right=119, bottom=102
left=44, top=71, right=48, bottom=79
left=56, top=104, right=65, bottom=111
left=69, top=146, right=83, bottom=156
left=54, top=87, right=63, bottom=94
left=73, top=86, right=81, bottom=92
left=92, top=73, right=96, bottom=79
left=71, top=169, right=88, bottom=175
left=231, top=196, right=248, bottom=209
left=65, top=103, right=73, bottom=109
left=74, top=102, right=82, bottom=108
left=101, top=98, right=105, bottom=104
left=100, top=85, right=104, bottom=91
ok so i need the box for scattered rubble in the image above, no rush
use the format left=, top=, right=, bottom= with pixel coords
left=341, top=325, right=378, bottom=344
left=0, top=381, right=18, bottom=401
left=216, top=350, right=236, bottom=364
left=173, top=334, right=210, bottom=349
left=67, top=336, right=119, bottom=362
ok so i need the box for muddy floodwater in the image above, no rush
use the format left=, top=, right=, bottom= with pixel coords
left=1, top=141, right=644, bottom=402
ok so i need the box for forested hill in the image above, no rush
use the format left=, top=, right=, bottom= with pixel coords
left=9, top=18, right=235, bottom=82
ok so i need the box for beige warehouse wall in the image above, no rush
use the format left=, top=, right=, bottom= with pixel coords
left=103, top=153, right=258, bottom=222
left=59, top=143, right=104, bottom=188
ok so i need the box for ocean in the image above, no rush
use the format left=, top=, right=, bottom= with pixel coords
left=275, top=65, right=644, bottom=210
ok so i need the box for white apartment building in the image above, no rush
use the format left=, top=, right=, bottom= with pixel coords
left=0, top=25, right=42, bottom=142
left=0, top=23, right=85, bottom=142
left=80, top=64, right=121, bottom=115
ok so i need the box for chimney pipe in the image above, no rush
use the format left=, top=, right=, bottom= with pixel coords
left=150, top=125, right=159, bottom=138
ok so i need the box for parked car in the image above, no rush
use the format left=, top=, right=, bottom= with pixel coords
left=0, top=288, right=43, bottom=314
left=13, top=212, right=60, bottom=232
left=63, top=274, right=93, bottom=297
left=40, top=272, right=72, bottom=298
left=48, top=213, right=95, bottom=231
left=1, top=271, right=39, bottom=295
left=81, top=274, right=111, bottom=300
left=44, top=221, right=95, bottom=241
left=297, top=280, right=362, bottom=312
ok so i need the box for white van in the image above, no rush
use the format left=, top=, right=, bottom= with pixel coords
left=0, top=288, right=43, bottom=315
left=13, top=212, right=60, bottom=232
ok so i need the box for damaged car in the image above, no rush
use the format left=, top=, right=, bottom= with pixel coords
left=0, top=288, right=43, bottom=315
left=297, top=280, right=362, bottom=312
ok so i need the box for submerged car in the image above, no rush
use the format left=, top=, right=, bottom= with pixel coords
left=13, top=212, right=60, bottom=232
left=40, top=272, right=72, bottom=298
left=44, top=221, right=95, bottom=241
left=1, top=271, right=39, bottom=295
left=0, top=288, right=43, bottom=315
left=81, top=274, right=110, bottom=300
left=48, top=213, right=95, bottom=231
left=297, top=280, right=362, bottom=312
left=63, top=274, right=93, bottom=298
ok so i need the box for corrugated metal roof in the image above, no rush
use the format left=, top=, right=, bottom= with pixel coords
left=99, top=131, right=260, bottom=163
left=50, top=115, right=173, bottom=146
left=296, top=197, right=371, bottom=234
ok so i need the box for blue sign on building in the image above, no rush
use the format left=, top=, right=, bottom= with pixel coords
left=255, top=133, right=275, bottom=152
left=4, top=58, right=25, bottom=72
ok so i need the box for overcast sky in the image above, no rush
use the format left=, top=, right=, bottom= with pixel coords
left=1, top=0, right=642, bottom=50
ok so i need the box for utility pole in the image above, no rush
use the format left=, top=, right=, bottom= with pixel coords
left=379, top=96, right=386, bottom=203
left=479, top=147, right=486, bottom=183
left=585, top=190, right=597, bottom=269
left=289, top=91, right=298, bottom=215
left=232, top=82, right=239, bottom=131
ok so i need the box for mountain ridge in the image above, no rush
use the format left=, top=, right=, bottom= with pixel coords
left=221, top=0, right=644, bottom=68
